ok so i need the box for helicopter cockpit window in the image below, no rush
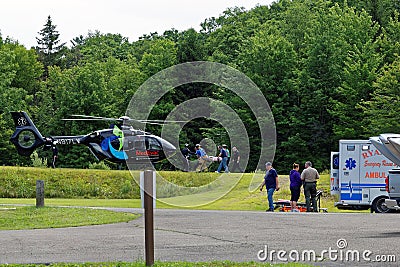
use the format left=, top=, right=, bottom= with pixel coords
left=146, top=137, right=162, bottom=150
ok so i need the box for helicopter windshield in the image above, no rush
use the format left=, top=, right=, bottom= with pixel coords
left=146, top=137, right=162, bottom=150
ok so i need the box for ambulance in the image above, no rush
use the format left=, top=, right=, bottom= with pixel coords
left=330, top=140, right=397, bottom=213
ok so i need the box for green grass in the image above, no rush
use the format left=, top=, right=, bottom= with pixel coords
left=0, top=198, right=143, bottom=208
left=0, top=172, right=342, bottom=212
left=0, top=206, right=139, bottom=230
left=0, top=261, right=312, bottom=267
left=0, top=166, right=140, bottom=199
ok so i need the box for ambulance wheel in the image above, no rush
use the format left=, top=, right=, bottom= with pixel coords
left=372, top=196, right=391, bottom=213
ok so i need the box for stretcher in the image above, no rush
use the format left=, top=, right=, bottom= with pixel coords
left=273, top=190, right=328, bottom=212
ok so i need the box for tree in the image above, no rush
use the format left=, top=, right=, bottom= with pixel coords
left=0, top=40, right=42, bottom=166
left=379, top=12, right=400, bottom=66
left=205, top=6, right=267, bottom=64
left=334, top=0, right=400, bottom=28
left=36, top=15, right=66, bottom=76
left=138, top=39, right=177, bottom=77
left=327, top=7, right=381, bottom=140
left=70, top=31, right=133, bottom=62
left=294, top=2, right=374, bottom=169
left=237, top=24, right=298, bottom=171
left=361, top=58, right=400, bottom=134
left=176, top=28, right=206, bottom=63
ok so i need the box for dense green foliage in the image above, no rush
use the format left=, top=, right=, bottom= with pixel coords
left=1, top=0, right=400, bottom=172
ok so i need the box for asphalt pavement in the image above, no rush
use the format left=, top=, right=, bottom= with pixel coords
left=0, top=208, right=399, bottom=266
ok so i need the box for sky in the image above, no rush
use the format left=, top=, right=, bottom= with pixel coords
left=0, top=0, right=275, bottom=49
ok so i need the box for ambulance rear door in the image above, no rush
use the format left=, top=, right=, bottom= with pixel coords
left=339, top=141, right=362, bottom=204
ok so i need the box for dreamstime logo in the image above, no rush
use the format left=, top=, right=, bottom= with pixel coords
left=257, top=238, right=396, bottom=263
left=125, top=61, right=276, bottom=207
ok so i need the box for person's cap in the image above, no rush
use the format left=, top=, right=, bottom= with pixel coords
left=185, top=143, right=189, bottom=147
left=265, top=162, right=272, bottom=166
left=195, top=144, right=201, bottom=147
left=222, top=144, right=227, bottom=148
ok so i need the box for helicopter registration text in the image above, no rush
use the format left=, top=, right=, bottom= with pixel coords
left=56, top=138, right=80, bottom=145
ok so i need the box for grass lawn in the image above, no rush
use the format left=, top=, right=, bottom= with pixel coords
left=0, top=206, right=139, bottom=230
left=0, top=172, right=343, bottom=212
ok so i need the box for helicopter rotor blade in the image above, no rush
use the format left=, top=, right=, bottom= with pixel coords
left=62, top=114, right=186, bottom=125
left=126, top=119, right=187, bottom=125
left=137, top=119, right=186, bottom=123
left=69, top=115, right=117, bottom=120
left=61, top=118, right=116, bottom=121
left=69, top=115, right=105, bottom=118
left=63, top=114, right=122, bottom=122
left=122, top=120, right=181, bottom=126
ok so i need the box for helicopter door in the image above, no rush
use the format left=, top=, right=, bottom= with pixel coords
left=146, top=137, right=162, bottom=150
left=134, top=139, right=145, bottom=150
left=144, top=137, right=161, bottom=159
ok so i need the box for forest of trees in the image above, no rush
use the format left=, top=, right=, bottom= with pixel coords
left=1, top=0, right=400, bottom=172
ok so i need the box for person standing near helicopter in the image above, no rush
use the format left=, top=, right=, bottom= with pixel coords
left=51, top=144, right=58, bottom=168
left=216, top=145, right=229, bottom=173
left=195, top=144, right=208, bottom=172
left=230, top=146, right=243, bottom=172
left=181, top=143, right=193, bottom=172
left=223, top=144, right=230, bottom=166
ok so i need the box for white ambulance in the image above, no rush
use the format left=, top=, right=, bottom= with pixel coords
left=330, top=140, right=397, bottom=213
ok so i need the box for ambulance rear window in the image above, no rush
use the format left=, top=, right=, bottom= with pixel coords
left=332, top=155, right=339, bottom=169
left=347, top=145, right=355, bottom=151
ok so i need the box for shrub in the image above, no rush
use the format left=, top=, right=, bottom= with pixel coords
left=30, top=151, right=48, bottom=168
left=88, top=161, right=111, bottom=170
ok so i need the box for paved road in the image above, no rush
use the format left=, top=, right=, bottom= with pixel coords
left=0, top=208, right=399, bottom=266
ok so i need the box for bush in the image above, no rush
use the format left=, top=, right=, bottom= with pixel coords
left=30, top=151, right=48, bottom=168
left=88, top=161, right=111, bottom=170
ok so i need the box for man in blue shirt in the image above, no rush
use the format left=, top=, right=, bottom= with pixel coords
left=216, top=145, right=229, bottom=173
left=195, top=144, right=208, bottom=172
left=260, top=162, right=280, bottom=212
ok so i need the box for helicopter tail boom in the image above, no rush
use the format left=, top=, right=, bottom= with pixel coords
left=10, top=111, right=46, bottom=156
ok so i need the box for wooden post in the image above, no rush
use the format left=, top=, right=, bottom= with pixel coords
left=36, top=180, right=45, bottom=208
left=144, top=170, right=154, bottom=266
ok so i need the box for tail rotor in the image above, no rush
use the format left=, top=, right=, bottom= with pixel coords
left=10, top=111, right=45, bottom=156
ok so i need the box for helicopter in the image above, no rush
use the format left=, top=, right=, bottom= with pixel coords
left=10, top=111, right=178, bottom=164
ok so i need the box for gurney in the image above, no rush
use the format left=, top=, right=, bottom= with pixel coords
left=273, top=190, right=327, bottom=212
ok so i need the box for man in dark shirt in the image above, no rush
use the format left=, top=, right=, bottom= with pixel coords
left=181, top=144, right=192, bottom=172
left=230, top=146, right=243, bottom=172
left=260, top=162, right=280, bottom=212
left=51, top=144, right=58, bottom=168
left=290, top=163, right=302, bottom=212
left=216, top=145, right=229, bottom=173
